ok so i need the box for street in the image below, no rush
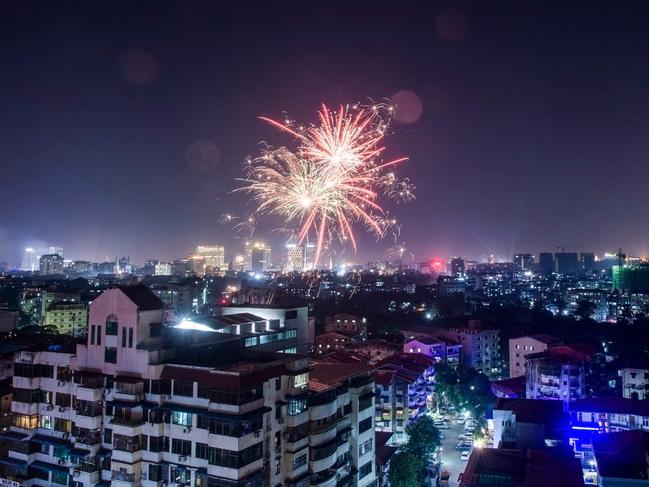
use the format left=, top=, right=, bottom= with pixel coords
left=432, top=412, right=470, bottom=487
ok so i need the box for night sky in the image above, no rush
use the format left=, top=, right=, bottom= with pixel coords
left=3, top=0, right=649, bottom=265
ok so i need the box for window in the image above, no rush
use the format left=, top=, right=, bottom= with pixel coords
left=173, top=381, right=194, bottom=397
left=97, top=326, right=101, bottom=346
left=91, top=325, right=96, bottom=345
left=196, top=442, right=208, bottom=459
left=104, top=428, right=112, bottom=444
left=104, top=347, right=117, bottom=364
left=359, top=460, right=373, bottom=479
left=285, top=310, right=298, bottom=320
left=275, top=378, right=281, bottom=391
left=54, top=417, right=71, bottom=433
left=149, top=436, right=168, bottom=453
left=197, top=384, right=210, bottom=399
left=287, top=397, right=307, bottom=416
left=207, top=443, right=262, bottom=468
left=292, top=453, right=307, bottom=470
left=359, top=438, right=373, bottom=456
left=291, top=372, right=309, bottom=389
left=128, top=328, right=133, bottom=348
left=106, top=318, right=118, bottom=336
left=172, top=411, right=193, bottom=427
left=39, top=415, right=53, bottom=429
left=122, top=327, right=127, bottom=347
left=171, top=439, right=192, bottom=455
left=359, top=417, right=372, bottom=433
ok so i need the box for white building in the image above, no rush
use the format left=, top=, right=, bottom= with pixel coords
left=3, top=284, right=375, bottom=487
left=442, top=323, right=501, bottom=377
left=509, top=334, right=560, bottom=378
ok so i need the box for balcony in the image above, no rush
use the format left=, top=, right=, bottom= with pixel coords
left=311, top=469, right=337, bottom=487
left=309, top=424, right=337, bottom=447
left=310, top=441, right=338, bottom=473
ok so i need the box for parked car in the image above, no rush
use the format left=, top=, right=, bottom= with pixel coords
left=457, top=417, right=465, bottom=425
left=461, top=451, right=470, bottom=461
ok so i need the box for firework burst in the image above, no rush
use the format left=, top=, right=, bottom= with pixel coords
left=238, top=102, right=413, bottom=266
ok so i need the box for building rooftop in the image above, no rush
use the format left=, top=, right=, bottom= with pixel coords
left=117, top=284, right=165, bottom=311
left=491, top=376, right=527, bottom=397
left=592, top=430, right=649, bottom=480
left=460, top=447, right=584, bottom=487
left=375, top=431, right=398, bottom=467
left=494, top=398, right=566, bottom=424
left=308, top=362, right=373, bottom=392
left=570, top=397, right=649, bottom=417
left=527, top=333, right=561, bottom=345
left=526, top=343, right=597, bottom=364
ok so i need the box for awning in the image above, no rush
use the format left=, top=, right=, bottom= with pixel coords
left=31, top=434, right=71, bottom=447
left=30, top=460, right=69, bottom=473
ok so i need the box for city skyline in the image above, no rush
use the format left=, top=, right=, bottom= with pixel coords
left=4, top=2, right=649, bottom=263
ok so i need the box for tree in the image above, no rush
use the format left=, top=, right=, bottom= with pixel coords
left=388, top=452, right=422, bottom=487
left=403, top=415, right=441, bottom=459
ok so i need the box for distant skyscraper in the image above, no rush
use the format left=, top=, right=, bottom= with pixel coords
left=249, top=241, right=271, bottom=272
left=538, top=252, right=555, bottom=275
left=450, top=257, right=465, bottom=277
left=154, top=262, right=173, bottom=276
left=555, top=252, right=579, bottom=275
left=286, top=243, right=303, bottom=272
left=48, top=246, right=63, bottom=257
left=195, top=245, right=225, bottom=273
left=580, top=252, right=595, bottom=273
left=39, top=254, right=64, bottom=275
left=513, top=253, right=534, bottom=271
left=21, top=248, right=38, bottom=272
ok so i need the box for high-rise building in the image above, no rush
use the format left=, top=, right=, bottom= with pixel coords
left=48, top=246, right=64, bottom=256
left=195, top=245, right=225, bottom=273
left=513, top=253, right=534, bottom=271
left=555, top=252, right=579, bottom=275
left=4, top=284, right=376, bottom=487
left=154, top=261, right=173, bottom=276
left=39, top=253, right=64, bottom=275
left=246, top=241, right=271, bottom=272
left=286, top=243, right=312, bottom=272
left=580, top=252, right=596, bottom=273
left=538, top=252, right=555, bottom=275
left=612, top=264, right=649, bottom=293
left=450, top=257, right=465, bottom=277
left=286, top=243, right=301, bottom=272
left=21, top=247, right=38, bottom=272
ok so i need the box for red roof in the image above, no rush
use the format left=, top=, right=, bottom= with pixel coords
left=308, top=362, right=373, bottom=392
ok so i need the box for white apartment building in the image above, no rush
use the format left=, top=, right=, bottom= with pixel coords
left=2, top=284, right=375, bottom=487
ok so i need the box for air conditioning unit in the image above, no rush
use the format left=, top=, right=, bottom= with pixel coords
left=58, top=459, right=65, bottom=465
left=46, top=405, right=54, bottom=411
left=178, top=455, right=187, bottom=462
left=183, top=427, right=192, bottom=434
left=58, top=381, right=65, bottom=386
left=254, top=431, right=261, bottom=438
left=59, top=406, right=66, bottom=412
left=278, top=418, right=284, bottom=424
left=73, top=468, right=80, bottom=477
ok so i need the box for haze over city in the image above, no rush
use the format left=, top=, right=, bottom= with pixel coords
left=4, top=1, right=649, bottom=265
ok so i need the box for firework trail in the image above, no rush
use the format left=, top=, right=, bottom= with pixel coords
left=238, top=102, right=413, bottom=266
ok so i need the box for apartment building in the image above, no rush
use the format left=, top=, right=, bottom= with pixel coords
left=2, top=284, right=376, bottom=487
left=525, top=344, right=597, bottom=406
left=508, top=334, right=561, bottom=378
left=308, top=362, right=377, bottom=487
left=373, top=354, right=435, bottom=444
left=442, top=324, right=501, bottom=377
left=403, top=337, right=463, bottom=367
